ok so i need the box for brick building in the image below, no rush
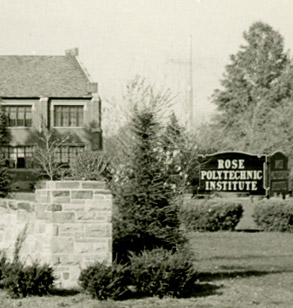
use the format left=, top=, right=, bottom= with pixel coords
left=0, top=48, right=102, bottom=173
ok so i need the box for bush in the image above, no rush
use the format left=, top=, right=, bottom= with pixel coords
left=2, top=261, right=55, bottom=298
left=0, top=159, right=11, bottom=198
left=180, top=199, right=243, bottom=231
left=79, top=248, right=197, bottom=300
left=129, top=248, right=196, bottom=298
left=253, top=200, right=293, bottom=232
left=0, top=251, right=9, bottom=287
left=68, top=151, right=109, bottom=181
left=78, top=262, right=130, bottom=300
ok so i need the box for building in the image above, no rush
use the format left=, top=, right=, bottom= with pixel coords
left=0, top=48, right=102, bottom=188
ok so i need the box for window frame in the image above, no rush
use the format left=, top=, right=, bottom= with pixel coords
left=53, top=105, right=84, bottom=128
left=2, top=105, right=32, bottom=127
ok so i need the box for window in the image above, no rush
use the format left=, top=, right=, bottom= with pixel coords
left=3, top=106, right=32, bottom=127
left=54, top=106, right=84, bottom=127
left=0, top=146, right=34, bottom=168
left=54, top=146, right=84, bottom=164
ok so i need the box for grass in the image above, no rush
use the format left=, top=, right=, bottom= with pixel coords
left=1, top=231, right=293, bottom=307
left=1, top=197, right=293, bottom=307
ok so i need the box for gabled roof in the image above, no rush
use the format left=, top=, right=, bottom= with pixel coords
left=0, top=51, right=96, bottom=98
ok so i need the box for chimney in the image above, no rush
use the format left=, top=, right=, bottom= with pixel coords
left=65, top=48, right=79, bottom=57
left=88, top=82, right=98, bottom=93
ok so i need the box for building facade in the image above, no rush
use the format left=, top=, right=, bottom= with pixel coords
left=0, top=48, right=102, bottom=172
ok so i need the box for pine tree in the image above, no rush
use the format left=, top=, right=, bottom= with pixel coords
left=110, top=78, right=186, bottom=263
left=0, top=108, right=11, bottom=197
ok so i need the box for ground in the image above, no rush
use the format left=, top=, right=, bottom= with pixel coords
left=1, top=196, right=292, bottom=307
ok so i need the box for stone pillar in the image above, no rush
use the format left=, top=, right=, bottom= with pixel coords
left=35, top=180, right=112, bottom=288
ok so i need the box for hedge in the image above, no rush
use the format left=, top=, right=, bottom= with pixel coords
left=180, top=199, right=243, bottom=231
left=253, top=200, right=293, bottom=232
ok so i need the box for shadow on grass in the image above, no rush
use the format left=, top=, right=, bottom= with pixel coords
left=49, top=288, right=81, bottom=297
left=197, top=269, right=287, bottom=281
left=192, top=282, right=223, bottom=298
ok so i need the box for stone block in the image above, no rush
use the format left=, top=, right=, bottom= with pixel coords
left=94, top=189, right=111, bottom=195
left=0, top=200, right=8, bottom=209
left=18, top=202, right=34, bottom=212
left=35, top=190, right=51, bottom=203
left=8, top=201, right=17, bottom=210
left=85, top=200, right=112, bottom=211
left=59, top=255, right=82, bottom=265
left=55, top=181, right=80, bottom=189
left=71, top=190, right=93, bottom=200
left=46, top=203, right=62, bottom=212
left=52, top=212, right=75, bottom=223
left=85, top=223, right=111, bottom=237
left=17, top=210, right=33, bottom=222
left=75, top=242, right=93, bottom=254
left=58, top=224, right=83, bottom=236
left=62, top=203, right=84, bottom=211
left=52, top=238, right=74, bottom=253
left=81, top=181, right=106, bottom=189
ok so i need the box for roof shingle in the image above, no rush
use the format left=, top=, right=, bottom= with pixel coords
left=0, top=54, right=94, bottom=98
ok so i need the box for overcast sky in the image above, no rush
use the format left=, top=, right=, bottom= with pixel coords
left=1, top=0, right=293, bottom=126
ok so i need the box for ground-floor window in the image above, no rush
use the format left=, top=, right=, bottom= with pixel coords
left=54, top=146, right=85, bottom=164
left=0, top=146, right=34, bottom=168
left=0, top=145, right=85, bottom=168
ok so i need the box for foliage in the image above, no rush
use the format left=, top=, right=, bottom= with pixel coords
left=162, top=112, right=199, bottom=194
left=0, top=225, right=54, bottom=298
left=0, top=107, right=11, bottom=197
left=253, top=200, right=293, bottom=232
left=2, top=261, right=54, bottom=298
left=79, top=248, right=196, bottom=300
left=67, top=150, right=109, bottom=180
left=32, top=126, right=73, bottom=180
left=129, top=248, right=196, bottom=298
left=109, top=77, right=187, bottom=263
left=209, top=21, right=293, bottom=153
left=0, top=108, right=11, bottom=145
left=180, top=199, right=243, bottom=231
left=0, top=158, right=11, bottom=198
left=78, top=262, right=130, bottom=300
left=0, top=251, right=9, bottom=287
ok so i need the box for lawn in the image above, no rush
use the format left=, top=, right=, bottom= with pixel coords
left=1, top=230, right=293, bottom=308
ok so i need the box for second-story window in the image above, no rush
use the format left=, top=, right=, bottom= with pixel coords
left=3, top=106, right=32, bottom=127
left=54, top=106, right=84, bottom=127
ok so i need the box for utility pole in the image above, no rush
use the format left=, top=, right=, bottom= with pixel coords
left=167, top=35, right=194, bottom=131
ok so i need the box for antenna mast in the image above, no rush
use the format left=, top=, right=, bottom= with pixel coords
left=187, top=35, right=193, bottom=131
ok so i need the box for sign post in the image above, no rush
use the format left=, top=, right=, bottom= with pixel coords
left=268, top=152, right=289, bottom=198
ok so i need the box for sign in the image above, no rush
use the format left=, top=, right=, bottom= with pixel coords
left=198, top=152, right=267, bottom=195
left=269, top=152, right=289, bottom=194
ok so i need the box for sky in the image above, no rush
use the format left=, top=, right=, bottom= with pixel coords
left=1, top=0, right=293, bottom=129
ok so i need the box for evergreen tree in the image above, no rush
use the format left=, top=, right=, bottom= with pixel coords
left=0, top=107, right=11, bottom=197
left=110, top=78, right=186, bottom=263
left=211, top=22, right=291, bottom=151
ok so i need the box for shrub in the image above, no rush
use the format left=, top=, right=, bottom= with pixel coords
left=2, top=261, right=55, bottom=298
left=180, top=199, right=243, bottom=231
left=129, top=248, right=197, bottom=298
left=0, top=251, right=9, bottom=287
left=0, top=159, right=11, bottom=198
left=67, top=150, right=109, bottom=181
left=253, top=200, right=293, bottom=232
left=78, top=262, right=130, bottom=300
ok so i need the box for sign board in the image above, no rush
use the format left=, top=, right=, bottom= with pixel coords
left=198, top=152, right=267, bottom=195
left=269, top=152, right=289, bottom=194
